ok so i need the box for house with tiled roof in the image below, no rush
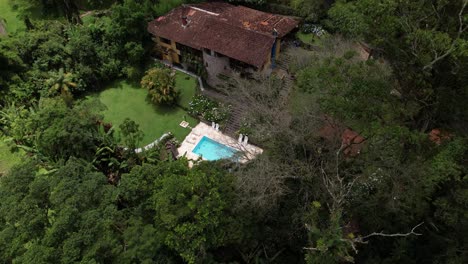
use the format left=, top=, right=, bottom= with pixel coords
left=147, top=2, right=299, bottom=86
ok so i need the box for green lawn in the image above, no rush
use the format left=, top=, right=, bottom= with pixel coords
left=175, top=72, right=197, bottom=109
left=89, top=74, right=198, bottom=147
left=296, top=32, right=330, bottom=48
left=296, top=32, right=314, bottom=44
left=0, top=0, right=25, bottom=34
left=0, top=138, right=24, bottom=174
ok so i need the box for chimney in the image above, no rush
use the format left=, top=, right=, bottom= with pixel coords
left=182, top=16, right=188, bottom=27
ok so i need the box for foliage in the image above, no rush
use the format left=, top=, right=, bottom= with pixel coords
left=302, top=23, right=327, bottom=36
left=188, top=94, right=230, bottom=123
left=0, top=1, right=466, bottom=263
left=1, top=98, right=109, bottom=162
left=304, top=203, right=354, bottom=263
left=237, top=117, right=253, bottom=136
left=152, top=0, right=186, bottom=16
left=0, top=102, right=34, bottom=145
left=0, top=160, right=118, bottom=262
left=119, top=118, right=144, bottom=150
left=296, top=52, right=400, bottom=133
left=327, top=0, right=468, bottom=129
left=34, top=99, right=105, bottom=161
left=1, top=0, right=152, bottom=105
left=45, top=68, right=77, bottom=104
left=152, top=160, right=243, bottom=263
left=290, top=0, right=328, bottom=22
left=10, top=0, right=86, bottom=24
left=141, top=67, right=179, bottom=105
left=181, top=51, right=207, bottom=79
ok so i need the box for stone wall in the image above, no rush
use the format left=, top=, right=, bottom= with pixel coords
left=202, top=50, right=231, bottom=87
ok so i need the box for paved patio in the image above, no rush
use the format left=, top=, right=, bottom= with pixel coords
left=178, top=122, right=263, bottom=163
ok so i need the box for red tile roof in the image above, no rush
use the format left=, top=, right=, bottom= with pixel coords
left=319, top=116, right=365, bottom=157
left=428, top=129, right=452, bottom=145
left=147, top=2, right=299, bottom=67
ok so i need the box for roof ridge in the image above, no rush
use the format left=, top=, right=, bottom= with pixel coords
left=185, top=4, right=220, bottom=16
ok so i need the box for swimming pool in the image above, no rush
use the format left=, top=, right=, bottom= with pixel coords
left=192, top=136, right=237, bottom=161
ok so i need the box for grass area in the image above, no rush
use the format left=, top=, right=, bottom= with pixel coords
left=296, top=32, right=330, bottom=48
left=0, top=0, right=25, bottom=34
left=296, top=32, right=314, bottom=44
left=0, top=138, right=24, bottom=174
left=88, top=73, right=198, bottom=146
left=175, top=71, right=197, bottom=109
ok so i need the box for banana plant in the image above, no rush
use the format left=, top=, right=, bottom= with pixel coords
left=46, top=68, right=77, bottom=102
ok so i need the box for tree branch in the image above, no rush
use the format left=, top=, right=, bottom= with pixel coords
left=423, top=0, right=467, bottom=70
left=354, top=222, right=424, bottom=243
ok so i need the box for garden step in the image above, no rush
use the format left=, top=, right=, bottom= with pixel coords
left=224, top=106, right=244, bottom=136
left=200, top=87, right=244, bottom=136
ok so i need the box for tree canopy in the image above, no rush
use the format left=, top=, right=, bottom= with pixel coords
left=0, top=0, right=466, bottom=263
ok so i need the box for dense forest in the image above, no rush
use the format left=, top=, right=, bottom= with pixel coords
left=0, top=0, right=467, bottom=263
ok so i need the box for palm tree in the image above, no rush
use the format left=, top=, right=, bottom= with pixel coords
left=46, top=68, right=77, bottom=102
left=141, top=67, right=179, bottom=105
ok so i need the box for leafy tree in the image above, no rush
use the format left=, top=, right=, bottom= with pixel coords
left=152, top=160, right=244, bottom=263
left=31, top=98, right=105, bottom=161
left=119, top=216, right=174, bottom=263
left=0, top=39, right=25, bottom=103
left=151, top=0, right=186, bottom=16
left=141, top=67, right=179, bottom=105
left=0, top=158, right=123, bottom=262
left=327, top=0, right=468, bottom=130
left=304, top=202, right=354, bottom=263
left=42, top=158, right=120, bottom=262
left=0, top=161, right=48, bottom=261
left=11, top=0, right=82, bottom=24
left=290, top=0, right=329, bottom=22
left=119, top=118, right=144, bottom=150
left=92, top=125, right=128, bottom=184
left=296, top=51, right=401, bottom=133
left=0, top=102, right=35, bottom=146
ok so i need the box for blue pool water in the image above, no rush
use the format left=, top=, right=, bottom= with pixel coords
left=192, top=136, right=237, bottom=161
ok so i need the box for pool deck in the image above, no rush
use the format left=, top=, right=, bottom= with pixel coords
left=178, top=122, right=263, bottom=163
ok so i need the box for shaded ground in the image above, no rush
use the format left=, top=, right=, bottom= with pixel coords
left=0, top=139, right=24, bottom=174
left=88, top=73, right=198, bottom=146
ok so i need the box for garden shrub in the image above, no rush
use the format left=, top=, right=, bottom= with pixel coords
left=302, top=24, right=327, bottom=36
left=188, top=95, right=230, bottom=123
